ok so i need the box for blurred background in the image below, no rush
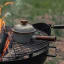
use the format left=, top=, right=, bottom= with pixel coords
left=1, top=0, right=64, bottom=64
left=1, top=0, right=64, bottom=37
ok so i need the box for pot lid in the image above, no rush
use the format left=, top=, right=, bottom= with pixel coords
left=12, top=20, right=36, bottom=33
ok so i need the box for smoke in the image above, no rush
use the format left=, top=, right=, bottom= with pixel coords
left=5, top=12, right=11, bottom=17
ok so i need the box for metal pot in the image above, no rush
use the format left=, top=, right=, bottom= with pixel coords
left=12, top=20, right=36, bottom=43
left=12, top=20, right=56, bottom=43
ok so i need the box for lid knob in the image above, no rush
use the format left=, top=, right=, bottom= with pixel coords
left=21, top=20, right=28, bottom=25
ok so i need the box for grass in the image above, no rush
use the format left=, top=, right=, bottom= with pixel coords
left=47, top=61, right=56, bottom=64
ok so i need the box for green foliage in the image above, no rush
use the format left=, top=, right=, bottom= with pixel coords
left=0, top=0, right=64, bottom=36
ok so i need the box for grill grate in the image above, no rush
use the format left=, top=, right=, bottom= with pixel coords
left=2, top=30, right=49, bottom=62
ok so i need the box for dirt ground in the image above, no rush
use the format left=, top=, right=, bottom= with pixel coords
left=44, top=37, right=64, bottom=64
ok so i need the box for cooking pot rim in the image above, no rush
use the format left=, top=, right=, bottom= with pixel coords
left=12, top=28, right=36, bottom=34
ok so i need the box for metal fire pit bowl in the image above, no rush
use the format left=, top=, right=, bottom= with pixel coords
left=0, top=23, right=51, bottom=64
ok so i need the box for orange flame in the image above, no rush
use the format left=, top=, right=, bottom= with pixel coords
left=2, top=32, right=11, bottom=56
left=4, top=2, right=14, bottom=6
left=2, top=38, right=10, bottom=56
left=0, top=19, right=5, bottom=33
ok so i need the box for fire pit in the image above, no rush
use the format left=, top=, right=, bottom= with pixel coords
left=0, top=22, right=56, bottom=64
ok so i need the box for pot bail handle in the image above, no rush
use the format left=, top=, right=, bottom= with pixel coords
left=32, top=36, right=56, bottom=41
